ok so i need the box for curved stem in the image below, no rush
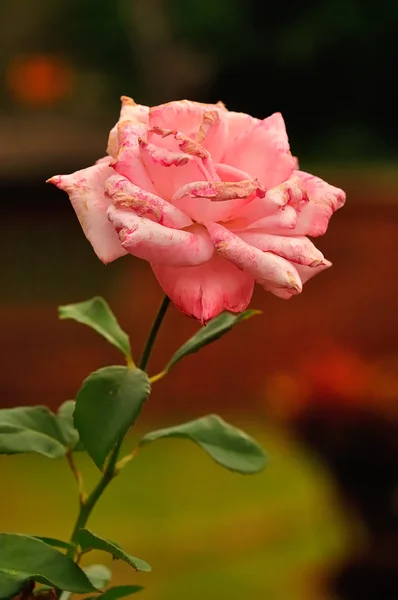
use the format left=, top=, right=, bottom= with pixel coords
left=67, top=439, right=122, bottom=559
left=66, top=451, right=86, bottom=505
left=66, top=294, right=171, bottom=560
left=139, top=295, right=170, bottom=370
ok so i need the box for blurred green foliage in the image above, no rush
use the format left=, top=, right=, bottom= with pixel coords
left=0, top=423, right=348, bottom=600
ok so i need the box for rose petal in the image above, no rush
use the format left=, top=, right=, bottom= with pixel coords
left=195, top=110, right=228, bottom=162
left=207, top=223, right=302, bottom=296
left=293, top=171, right=346, bottom=236
left=296, top=261, right=332, bottom=284
left=105, top=173, right=192, bottom=228
left=139, top=140, right=209, bottom=200
left=113, top=120, right=158, bottom=194
left=223, top=112, right=297, bottom=188
left=231, top=177, right=303, bottom=224
left=151, top=254, right=254, bottom=323
left=108, top=207, right=214, bottom=267
left=272, top=261, right=332, bottom=299
left=148, top=127, right=220, bottom=181
left=172, top=180, right=263, bottom=224
left=224, top=110, right=259, bottom=146
left=149, top=100, right=225, bottom=137
left=265, top=176, right=308, bottom=211
left=95, top=156, right=113, bottom=165
left=243, top=205, right=298, bottom=232
left=215, top=163, right=252, bottom=182
left=237, top=232, right=327, bottom=267
left=107, top=96, right=149, bottom=157
left=173, top=180, right=264, bottom=202
left=47, top=164, right=127, bottom=264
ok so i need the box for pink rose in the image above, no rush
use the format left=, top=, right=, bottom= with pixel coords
left=48, top=97, right=345, bottom=323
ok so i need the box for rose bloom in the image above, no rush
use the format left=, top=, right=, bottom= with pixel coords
left=49, top=98, right=345, bottom=323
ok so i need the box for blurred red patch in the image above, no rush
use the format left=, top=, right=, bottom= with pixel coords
left=7, top=54, right=74, bottom=106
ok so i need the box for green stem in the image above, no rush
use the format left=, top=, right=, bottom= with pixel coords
left=66, top=439, right=122, bottom=559
left=139, top=295, right=170, bottom=370
left=66, top=294, right=171, bottom=560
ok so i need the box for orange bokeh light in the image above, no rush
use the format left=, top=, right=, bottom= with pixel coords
left=7, top=53, right=74, bottom=106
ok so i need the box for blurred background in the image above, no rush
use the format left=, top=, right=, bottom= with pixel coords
left=1, top=1, right=398, bottom=599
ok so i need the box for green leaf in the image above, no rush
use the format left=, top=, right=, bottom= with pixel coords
left=0, top=407, right=68, bottom=458
left=56, top=400, right=83, bottom=451
left=165, top=310, right=260, bottom=372
left=0, top=403, right=84, bottom=458
left=59, top=297, right=131, bottom=358
left=84, top=564, right=112, bottom=590
left=0, top=571, right=27, bottom=599
left=0, top=534, right=96, bottom=594
left=74, top=367, right=150, bottom=470
left=93, top=585, right=144, bottom=600
left=78, top=530, right=151, bottom=573
left=139, top=415, right=267, bottom=474
left=33, top=537, right=75, bottom=551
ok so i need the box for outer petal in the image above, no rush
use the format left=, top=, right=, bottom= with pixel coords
left=95, top=156, right=113, bottom=165
left=107, top=96, right=149, bottom=157
left=237, top=232, right=327, bottom=267
left=207, top=223, right=302, bottom=296
left=113, top=121, right=158, bottom=194
left=105, top=173, right=192, bottom=228
left=47, top=164, right=127, bottom=264
left=271, top=261, right=332, bottom=299
left=222, top=113, right=297, bottom=189
left=149, top=100, right=225, bottom=137
left=296, top=261, right=332, bottom=284
left=107, top=207, right=214, bottom=267
left=293, top=171, right=346, bottom=236
left=151, top=254, right=254, bottom=323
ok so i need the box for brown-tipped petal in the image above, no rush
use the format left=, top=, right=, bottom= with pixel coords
left=171, top=180, right=263, bottom=224
left=105, top=173, right=192, bottom=228
left=237, top=232, right=328, bottom=267
left=107, top=207, right=213, bottom=267
left=138, top=140, right=209, bottom=201
left=172, top=179, right=264, bottom=203
left=207, top=223, right=302, bottom=296
left=112, top=120, right=157, bottom=194
left=107, top=97, right=149, bottom=157
left=265, top=176, right=308, bottom=210
left=292, top=171, right=346, bottom=237
left=149, top=99, right=225, bottom=137
left=149, top=126, right=219, bottom=181
left=195, top=110, right=229, bottom=162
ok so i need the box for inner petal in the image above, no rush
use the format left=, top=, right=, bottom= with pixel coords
left=172, top=180, right=263, bottom=224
